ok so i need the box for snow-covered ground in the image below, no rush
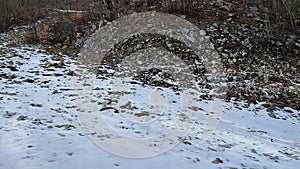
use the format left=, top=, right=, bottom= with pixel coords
left=0, top=31, right=299, bottom=169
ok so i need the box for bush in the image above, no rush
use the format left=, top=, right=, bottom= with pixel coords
left=0, top=0, right=47, bottom=32
left=242, top=0, right=300, bottom=35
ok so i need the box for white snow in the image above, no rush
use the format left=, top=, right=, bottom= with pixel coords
left=0, top=43, right=299, bottom=169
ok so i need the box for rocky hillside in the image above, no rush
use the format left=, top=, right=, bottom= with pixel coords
left=1, top=0, right=299, bottom=111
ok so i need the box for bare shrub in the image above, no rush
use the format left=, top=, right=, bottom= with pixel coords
left=242, top=0, right=300, bottom=35
left=0, top=0, right=47, bottom=32
left=162, top=0, right=195, bottom=14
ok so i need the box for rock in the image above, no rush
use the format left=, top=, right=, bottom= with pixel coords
left=241, top=38, right=250, bottom=46
left=251, top=149, right=258, bottom=154
left=228, top=13, right=236, bottom=18
left=276, top=41, right=283, bottom=46
left=3, top=112, right=16, bottom=118
left=219, top=2, right=233, bottom=12
left=212, top=23, right=218, bottom=28
left=212, top=158, right=223, bottom=164
left=199, top=30, right=206, bottom=36
left=247, top=13, right=253, bottom=18
left=223, top=29, right=229, bottom=34
left=268, top=112, right=277, bottom=119
left=226, top=18, right=233, bottom=22
left=17, top=115, right=28, bottom=121
left=179, top=15, right=186, bottom=19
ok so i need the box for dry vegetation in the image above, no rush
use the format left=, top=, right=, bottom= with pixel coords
left=243, top=0, right=299, bottom=35
left=0, top=0, right=299, bottom=47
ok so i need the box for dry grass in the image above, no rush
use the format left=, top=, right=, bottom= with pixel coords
left=1, top=0, right=298, bottom=46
